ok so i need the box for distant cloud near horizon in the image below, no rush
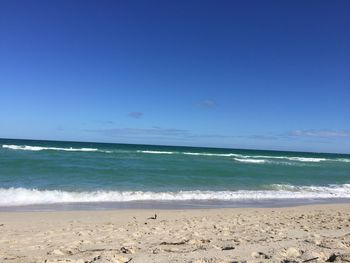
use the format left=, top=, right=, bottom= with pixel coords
left=198, top=100, right=216, bottom=108
left=89, top=127, right=249, bottom=140
left=90, top=127, right=189, bottom=139
left=95, top=120, right=114, bottom=125
left=290, top=129, right=350, bottom=138
left=128, top=112, right=143, bottom=119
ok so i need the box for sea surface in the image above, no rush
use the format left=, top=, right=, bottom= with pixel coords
left=0, top=138, right=350, bottom=210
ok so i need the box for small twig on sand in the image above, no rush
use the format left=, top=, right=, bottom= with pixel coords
left=147, top=213, right=157, bottom=220
left=160, top=240, right=189, bottom=245
left=303, top=257, right=319, bottom=262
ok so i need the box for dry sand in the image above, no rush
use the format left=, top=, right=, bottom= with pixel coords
left=1, top=204, right=350, bottom=263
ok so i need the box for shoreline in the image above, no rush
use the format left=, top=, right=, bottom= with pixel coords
left=1, top=203, right=350, bottom=262
left=1, top=198, right=350, bottom=212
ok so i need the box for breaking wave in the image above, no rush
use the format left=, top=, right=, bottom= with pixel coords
left=254, top=155, right=326, bottom=162
left=136, top=150, right=175, bottom=154
left=3, top=144, right=349, bottom=163
left=2, top=144, right=105, bottom=153
left=137, top=150, right=349, bottom=163
left=0, top=184, right=350, bottom=206
left=183, top=152, right=240, bottom=157
left=234, top=158, right=266, bottom=164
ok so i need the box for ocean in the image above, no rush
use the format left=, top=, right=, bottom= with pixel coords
left=0, top=138, right=349, bottom=210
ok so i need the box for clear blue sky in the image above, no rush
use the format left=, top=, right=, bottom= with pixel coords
left=0, top=0, right=349, bottom=153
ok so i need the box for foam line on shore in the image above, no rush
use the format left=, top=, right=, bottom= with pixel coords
left=1, top=184, right=350, bottom=206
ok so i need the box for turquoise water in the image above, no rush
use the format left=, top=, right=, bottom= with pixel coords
left=0, top=138, right=349, bottom=207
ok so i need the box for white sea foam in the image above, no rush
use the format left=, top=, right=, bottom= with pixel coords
left=137, top=150, right=175, bottom=154
left=237, top=154, right=326, bottom=162
left=183, top=152, right=241, bottom=157
left=137, top=150, right=242, bottom=157
left=180, top=152, right=333, bottom=162
left=1, top=185, right=350, bottom=206
left=264, top=156, right=326, bottom=162
left=287, top=157, right=326, bottom=162
left=135, top=150, right=341, bottom=163
left=3, top=144, right=349, bottom=163
left=336, top=158, right=350, bottom=163
left=182, top=152, right=339, bottom=163
left=234, top=158, right=266, bottom=164
left=2, top=144, right=101, bottom=152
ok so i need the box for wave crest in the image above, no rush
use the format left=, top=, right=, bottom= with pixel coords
left=137, top=150, right=175, bottom=154
left=136, top=150, right=349, bottom=163
left=2, top=144, right=104, bottom=152
left=1, top=185, right=350, bottom=206
left=234, top=158, right=266, bottom=164
left=3, top=144, right=349, bottom=163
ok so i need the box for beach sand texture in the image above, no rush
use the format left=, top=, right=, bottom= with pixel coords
left=1, top=204, right=350, bottom=263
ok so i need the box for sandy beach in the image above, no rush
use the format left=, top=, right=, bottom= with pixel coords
left=0, top=204, right=349, bottom=263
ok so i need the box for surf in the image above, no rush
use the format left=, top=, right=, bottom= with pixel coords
left=1, top=184, right=350, bottom=206
left=2, top=144, right=105, bottom=153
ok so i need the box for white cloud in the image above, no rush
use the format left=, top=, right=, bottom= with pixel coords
left=290, top=129, right=350, bottom=138
left=128, top=112, right=143, bottom=119
left=92, top=127, right=189, bottom=138
left=198, top=100, right=216, bottom=108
